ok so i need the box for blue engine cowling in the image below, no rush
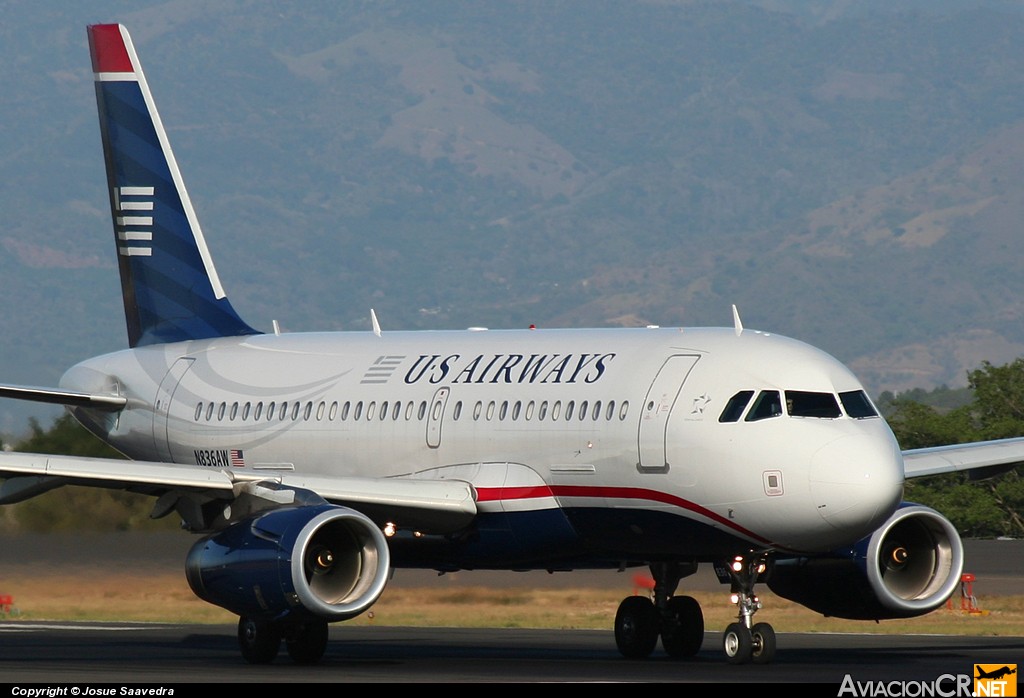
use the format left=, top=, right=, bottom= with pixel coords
left=185, top=503, right=390, bottom=622
left=766, top=504, right=964, bottom=620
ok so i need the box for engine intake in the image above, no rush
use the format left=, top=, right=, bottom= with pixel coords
left=186, top=503, right=390, bottom=622
left=767, top=504, right=963, bottom=620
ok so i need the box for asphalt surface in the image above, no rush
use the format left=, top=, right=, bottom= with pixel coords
left=0, top=534, right=1019, bottom=684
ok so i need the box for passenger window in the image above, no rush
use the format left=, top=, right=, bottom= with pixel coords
left=579, top=400, right=588, bottom=421
left=499, top=401, right=508, bottom=420
left=254, top=402, right=264, bottom=421
left=592, top=400, right=601, bottom=421
left=304, top=402, right=313, bottom=420
left=745, top=391, right=782, bottom=421
left=392, top=401, right=402, bottom=420
left=367, top=401, right=376, bottom=420
left=329, top=402, right=338, bottom=420
left=619, top=401, right=629, bottom=420
left=786, top=391, right=841, bottom=418
left=539, top=401, right=548, bottom=420
left=418, top=401, right=427, bottom=420
left=453, top=401, right=463, bottom=420
left=565, top=401, right=575, bottom=420
left=341, top=401, right=351, bottom=420
left=840, top=390, right=879, bottom=418
left=194, top=402, right=203, bottom=421
left=354, top=401, right=363, bottom=420
left=217, top=402, right=226, bottom=421
left=206, top=403, right=214, bottom=421
left=266, top=402, right=275, bottom=421
left=605, top=400, right=615, bottom=421
left=229, top=402, right=238, bottom=421
left=242, top=402, right=251, bottom=421
left=473, top=401, right=482, bottom=421
left=525, top=401, right=535, bottom=421
left=486, top=401, right=495, bottom=420
left=720, top=390, right=755, bottom=423
left=512, top=401, right=521, bottom=421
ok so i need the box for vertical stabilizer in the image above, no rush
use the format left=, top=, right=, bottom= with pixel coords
left=87, top=24, right=259, bottom=347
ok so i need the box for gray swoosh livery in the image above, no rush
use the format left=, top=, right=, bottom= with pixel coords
left=2, top=24, right=1022, bottom=667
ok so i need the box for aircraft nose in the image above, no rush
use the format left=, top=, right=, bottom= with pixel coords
left=809, top=434, right=904, bottom=539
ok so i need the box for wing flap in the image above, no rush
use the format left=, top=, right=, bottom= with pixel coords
left=902, top=436, right=1024, bottom=479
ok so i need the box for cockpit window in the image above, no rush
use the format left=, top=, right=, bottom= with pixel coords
left=785, top=391, right=841, bottom=418
left=839, top=390, right=879, bottom=418
left=719, top=390, right=755, bottom=422
left=745, top=391, right=783, bottom=421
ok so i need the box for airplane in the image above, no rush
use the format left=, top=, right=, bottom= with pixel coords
left=1, top=22, right=1023, bottom=667
left=976, top=666, right=1017, bottom=680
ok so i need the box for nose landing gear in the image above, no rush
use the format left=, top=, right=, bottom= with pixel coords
left=721, top=554, right=776, bottom=664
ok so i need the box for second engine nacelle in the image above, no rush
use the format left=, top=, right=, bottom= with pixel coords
left=185, top=503, right=390, bottom=623
left=766, top=504, right=964, bottom=620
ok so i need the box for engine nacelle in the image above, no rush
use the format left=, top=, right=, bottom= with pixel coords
left=185, top=504, right=390, bottom=622
left=766, top=504, right=964, bottom=620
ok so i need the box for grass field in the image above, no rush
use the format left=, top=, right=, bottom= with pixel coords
left=1, top=568, right=1020, bottom=637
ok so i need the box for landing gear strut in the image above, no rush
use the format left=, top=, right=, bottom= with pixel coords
left=721, top=554, right=776, bottom=665
left=237, top=616, right=330, bottom=665
left=614, top=561, right=704, bottom=660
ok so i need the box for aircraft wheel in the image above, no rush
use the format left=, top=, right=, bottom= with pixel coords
left=286, top=619, right=329, bottom=665
left=750, top=622, right=776, bottom=665
left=722, top=622, right=752, bottom=665
left=661, top=595, right=704, bottom=658
left=614, top=596, right=659, bottom=659
left=238, top=616, right=281, bottom=664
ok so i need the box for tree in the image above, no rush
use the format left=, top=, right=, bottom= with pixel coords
left=886, top=360, right=1024, bottom=538
left=1, top=414, right=179, bottom=533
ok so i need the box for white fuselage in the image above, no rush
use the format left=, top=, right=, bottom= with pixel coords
left=60, top=326, right=905, bottom=563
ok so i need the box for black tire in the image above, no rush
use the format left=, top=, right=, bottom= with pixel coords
left=661, top=595, right=704, bottom=658
left=286, top=620, right=330, bottom=665
left=722, top=622, right=752, bottom=665
left=614, top=596, right=659, bottom=659
left=750, top=622, right=776, bottom=665
left=237, top=616, right=281, bottom=665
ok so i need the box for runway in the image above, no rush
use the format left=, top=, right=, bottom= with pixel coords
left=0, top=535, right=1019, bottom=684
left=0, top=622, right=1021, bottom=685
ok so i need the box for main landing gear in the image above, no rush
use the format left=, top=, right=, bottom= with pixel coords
left=237, top=615, right=330, bottom=665
left=613, top=555, right=778, bottom=664
left=614, top=561, right=705, bottom=660
left=721, top=553, right=776, bottom=665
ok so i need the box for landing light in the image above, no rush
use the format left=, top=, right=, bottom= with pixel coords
left=384, top=522, right=396, bottom=537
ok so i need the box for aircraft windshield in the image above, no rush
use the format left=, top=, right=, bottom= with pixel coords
left=785, top=391, right=841, bottom=418
left=839, top=390, right=879, bottom=418
left=719, top=388, right=878, bottom=422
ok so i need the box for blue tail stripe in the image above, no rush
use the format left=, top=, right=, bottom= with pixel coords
left=93, top=58, right=258, bottom=347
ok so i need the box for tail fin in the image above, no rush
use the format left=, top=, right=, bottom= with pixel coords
left=87, top=24, right=259, bottom=347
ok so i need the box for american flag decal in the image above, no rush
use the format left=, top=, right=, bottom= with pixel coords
left=230, top=449, right=245, bottom=467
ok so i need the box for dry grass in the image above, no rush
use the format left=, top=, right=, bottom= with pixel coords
left=1, top=568, right=1021, bottom=637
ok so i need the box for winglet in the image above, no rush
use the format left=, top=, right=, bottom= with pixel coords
left=732, top=304, right=744, bottom=336
left=87, top=24, right=259, bottom=347
left=371, top=309, right=382, bottom=337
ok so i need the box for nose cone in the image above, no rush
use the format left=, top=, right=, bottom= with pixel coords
left=809, top=433, right=904, bottom=543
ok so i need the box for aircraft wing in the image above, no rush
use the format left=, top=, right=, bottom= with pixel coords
left=0, top=384, right=126, bottom=411
left=902, top=436, right=1024, bottom=479
left=0, top=451, right=477, bottom=533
